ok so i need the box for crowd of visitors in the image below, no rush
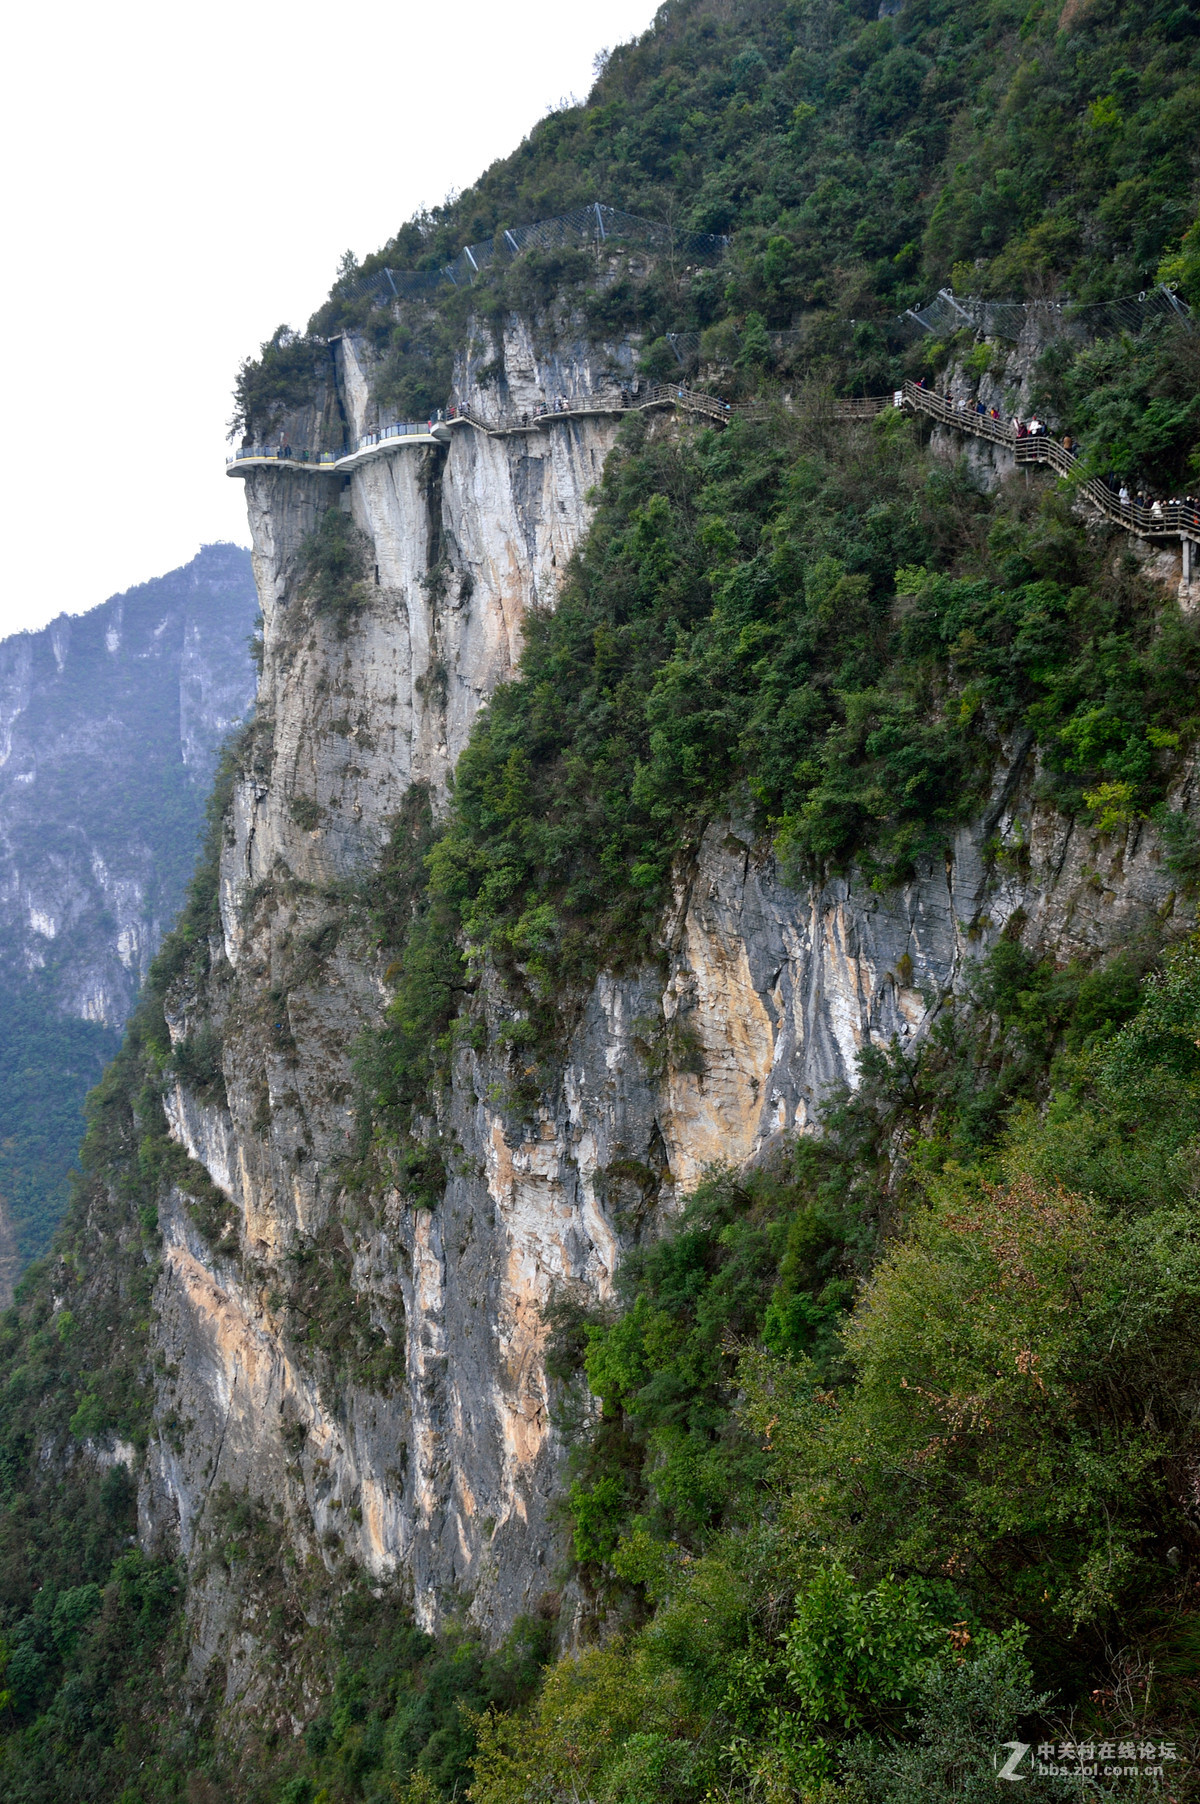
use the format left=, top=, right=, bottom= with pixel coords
left=928, top=385, right=1198, bottom=530
left=1114, top=485, right=1200, bottom=525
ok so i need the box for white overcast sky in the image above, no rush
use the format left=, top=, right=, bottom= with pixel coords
left=0, top=0, right=660, bottom=638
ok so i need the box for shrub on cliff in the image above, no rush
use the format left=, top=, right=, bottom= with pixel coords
left=464, top=934, right=1200, bottom=1804
left=409, top=406, right=1199, bottom=1046
left=299, top=506, right=373, bottom=634
left=231, top=324, right=328, bottom=441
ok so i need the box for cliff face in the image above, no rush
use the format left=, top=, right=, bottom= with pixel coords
left=0, top=543, right=258, bottom=1026
left=140, top=324, right=1190, bottom=1712
left=0, top=544, right=258, bottom=1285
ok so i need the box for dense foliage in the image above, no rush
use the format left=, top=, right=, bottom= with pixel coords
left=386, top=405, right=1199, bottom=1056
left=238, top=0, right=1200, bottom=464
left=465, top=935, right=1200, bottom=1803
left=9, top=0, right=1200, bottom=1797
left=0, top=994, right=117, bottom=1267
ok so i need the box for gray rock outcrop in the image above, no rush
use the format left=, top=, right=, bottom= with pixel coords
left=137, top=322, right=1192, bottom=1714
left=0, top=542, right=258, bottom=1286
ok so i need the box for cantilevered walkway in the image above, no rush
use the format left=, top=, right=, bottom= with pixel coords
left=225, top=383, right=733, bottom=476
left=227, top=378, right=1198, bottom=574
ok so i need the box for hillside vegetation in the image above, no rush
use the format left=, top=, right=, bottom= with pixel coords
left=240, top=0, right=1200, bottom=450
left=2, top=0, right=1200, bottom=1799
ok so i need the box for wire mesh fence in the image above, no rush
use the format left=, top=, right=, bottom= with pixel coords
left=898, top=284, right=1194, bottom=343
left=337, top=204, right=729, bottom=308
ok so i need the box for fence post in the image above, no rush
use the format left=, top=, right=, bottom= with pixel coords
left=1162, top=284, right=1190, bottom=321
left=938, top=288, right=974, bottom=327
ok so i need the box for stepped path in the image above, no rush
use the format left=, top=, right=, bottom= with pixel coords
left=901, top=380, right=1199, bottom=543
left=228, top=377, right=1198, bottom=576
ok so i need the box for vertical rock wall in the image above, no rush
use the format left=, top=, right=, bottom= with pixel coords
left=140, top=323, right=1194, bottom=1709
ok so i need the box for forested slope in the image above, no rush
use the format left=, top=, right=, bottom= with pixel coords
left=242, top=0, right=1200, bottom=460
left=1, top=0, right=1199, bottom=1799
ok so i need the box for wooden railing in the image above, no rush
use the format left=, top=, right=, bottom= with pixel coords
left=228, top=380, right=1200, bottom=555
left=451, top=383, right=733, bottom=429
left=830, top=395, right=891, bottom=419
left=902, top=380, right=1200, bottom=542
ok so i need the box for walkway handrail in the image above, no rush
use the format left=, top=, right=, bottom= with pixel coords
left=229, top=382, right=876, bottom=467
left=905, top=383, right=1014, bottom=447
left=228, top=381, right=1200, bottom=547
left=473, top=383, right=733, bottom=425
left=830, top=395, right=890, bottom=419
left=643, top=383, right=732, bottom=420
left=903, top=380, right=1200, bottom=540
left=228, top=384, right=738, bottom=469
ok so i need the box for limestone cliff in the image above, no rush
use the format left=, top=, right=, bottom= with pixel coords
left=0, top=543, right=258, bottom=1286
left=0, top=543, right=258, bottom=1027
left=138, top=323, right=1192, bottom=1715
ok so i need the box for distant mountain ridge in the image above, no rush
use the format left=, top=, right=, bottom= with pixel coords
left=0, top=543, right=258, bottom=1287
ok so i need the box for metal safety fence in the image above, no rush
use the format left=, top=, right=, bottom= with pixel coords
left=337, top=203, right=729, bottom=309
left=899, top=284, right=1194, bottom=344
